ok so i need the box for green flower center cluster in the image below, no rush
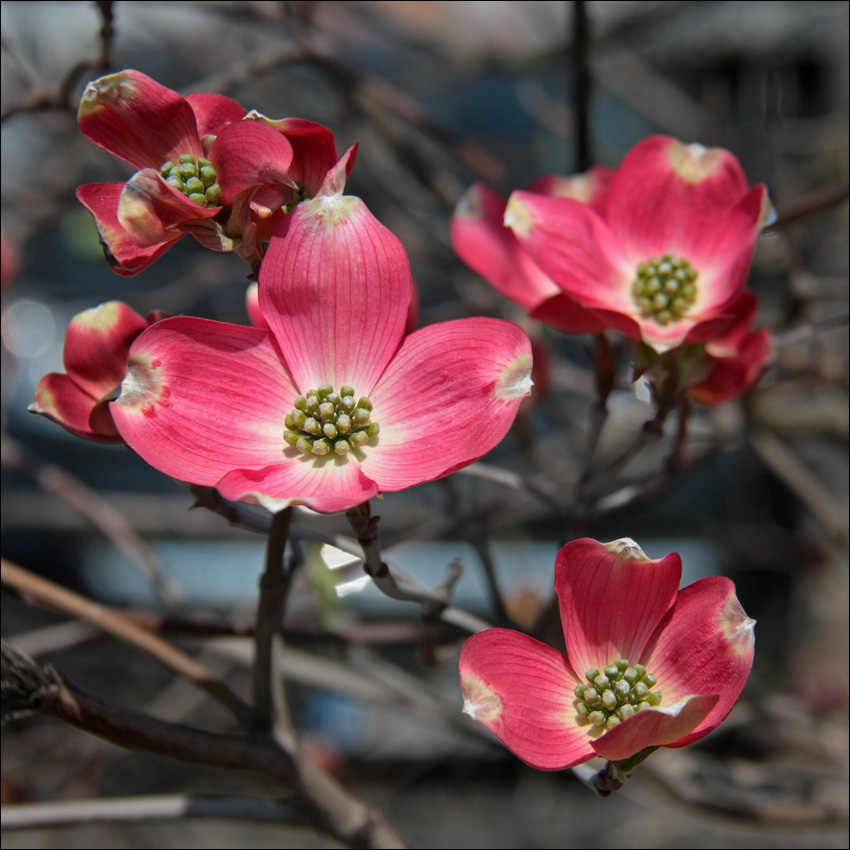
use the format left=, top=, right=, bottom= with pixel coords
left=284, top=385, right=379, bottom=458
left=631, top=254, right=698, bottom=326
left=160, top=154, right=222, bottom=208
left=574, top=659, right=662, bottom=731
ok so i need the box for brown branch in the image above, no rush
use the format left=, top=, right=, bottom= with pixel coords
left=0, top=559, right=253, bottom=726
left=1, top=643, right=405, bottom=848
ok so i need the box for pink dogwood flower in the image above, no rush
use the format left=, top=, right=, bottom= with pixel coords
left=460, top=537, right=755, bottom=770
left=451, top=168, right=613, bottom=333
left=504, top=136, right=771, bottom=352
left=77, top=69, right=344, bottom=275
left=109, top=160, right=532, bottom=513
left=30, top=301, right=163, bottom=442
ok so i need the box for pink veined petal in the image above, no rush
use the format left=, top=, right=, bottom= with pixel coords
left=460, top=630, right=593, bottom=771
left=118, top=170, right=220, bottom=247
left=249, top=115, right=342, bottom=198
left=185, top=92, right=246, bottom=138
left=110, top=318, right=298, bottom=485
left=590, top=693, right=719, bottom=761
left=76, top=183, right=177, bottom=275
left=682, top=186, right=767, bottom=315
left=506, top=192, right=633, bottom=314
left=362, top=318, right=532, bottom=491
left=641, top=576, right=755, bottom=748
left=78, top=69, right=202, bottom=170
left=62, top=301, right=149, bottom=400
left=260, top=193, right=413, bottom=393
left=452, top=183, right=561, bottom=310
left=216, top=457, right=380, bottom=515
left=530, top=293, right=609, bottom=334
left=211, top=121, right=295, bottom=207
left=605, top=135, right=753, bottom=261
left=30, top=372, right=121, bottom=443
left=556, top=539, right=681, bottom=677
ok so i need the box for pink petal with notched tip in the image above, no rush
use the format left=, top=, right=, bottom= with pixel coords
left=506, top=192, right=632, bottom=314
left=78, top=69, right=203, bottom=170
left=604, top=136, right=752, bottom=261
left=363, top=318, right=532, bottom=491
left=259, top=190, right=413, bottom=395
left=62, top=301, right=150, bottom=400
left=641, top=576, right=755, bottom=748
left=110, top=318, right=298, bottom=485
left=76, top=183, right=178, bottom=275
left=556, top=539, right=681, bottom=679
left=452, top=182, right=561, bottom=311
left=460, top=629, right=593, bottom=771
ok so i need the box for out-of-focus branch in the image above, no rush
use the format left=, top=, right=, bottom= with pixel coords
left=767, top=179, right=850, bottom=229
left=1, top=793, right=309, bottom=831
left=0, top=559, right=252, bottom=725
left=0, top=643, right=406, bottom=848
left=2, top=436, right=182, bottom=607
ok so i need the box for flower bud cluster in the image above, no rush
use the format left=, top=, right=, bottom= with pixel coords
left=632, top=254, right=698, bottom=326
left=574, top=659, right=662, bottom=731
left=283, top=385, right=379, bottom=458
left=160, top=154, right=222, bottom=208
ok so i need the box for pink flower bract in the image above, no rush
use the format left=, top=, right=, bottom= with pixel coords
left=451, top=168, right=613, bottom=334
left=30, top=301, right=161, bottom=442
left=76, top=69, right=344, bottom=274
left=460, top=538, right=755, bottom=770
left=110, top=164, right=533, bottom=513
left=504, top=136, right=770, bottom=352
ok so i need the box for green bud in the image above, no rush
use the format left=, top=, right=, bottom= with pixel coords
left=583, top=688, right=599, bottom=706
left=179, top=154, right=196, bottom=164
left=304, top=418, right=322, bottom=436
left=283, top=430, right=300, bottom=446
left=205, top=184, right=222, bottom=204
left=604, top=664, right=619, bottom=679
left=188, top=193, right=208, bottom=207
left=294, top=395, right=308, bottom=412
left=185, top=176, right=205, bottom=194
left=200, top=165, right=217, bottom=186
left=340, top=385, right=355, bottom=398
left=319, top=401, right=335, bottom=420
left=349, top=431, right=368, bottom=448
left=318, top=385, right=333, bottom=398
left=323, top=423, right=338, bottom=439
left=642, top=673, right=657, bottom=688
left=575, top=684, right=588, bottom=699
left=179, top=162, right=197, bottom=180
left=614, top=680, right=631, bottom=700
left=593, top=674, right=610, bottom=691
left=633, top=682, right=648, bottom=700
left=357, top=397, right=373, bottom=411
left=576, top=702, right=590, bottom=718
left=366, top=422, right=380, bottom=438
left=312, top=439, right=331, bottom=456
left=615, top=659, right=629, bottom=672
left=585, top=668, right=600, bottom=682
left=605, top=714, right=621, bottom=730
left=618, top=704, right=635, bottom=720
left=337, top=414, right=351, bottom=433
left=588, top=711, right=607, bottom=727
left=601, top=689, right=617, bottom=711
left=334, top=440, right=351, bottom=456
left=296, top=437, right=313, bottom=454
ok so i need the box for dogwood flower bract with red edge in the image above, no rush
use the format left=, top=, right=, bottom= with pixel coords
left=504, top=136, right=771, bottom=352
left=109, top=156, right=533, bottom=513
left=460, top=538, right=755, bottom=770
left=451, top=168, right=613, bottom=334
left=76, top=69, right=344, bottom=274
left=29, top=301, right=163, bottom=442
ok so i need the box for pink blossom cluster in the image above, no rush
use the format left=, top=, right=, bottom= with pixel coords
left=452, top=137, right=773, bottom=404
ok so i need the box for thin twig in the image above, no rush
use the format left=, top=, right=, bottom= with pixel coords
left=0, top=559, right=253, bottom=725
left=572, top=0, right=592, bottom=172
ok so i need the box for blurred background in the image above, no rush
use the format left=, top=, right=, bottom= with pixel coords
left=2, top=1, right=848, bottom=847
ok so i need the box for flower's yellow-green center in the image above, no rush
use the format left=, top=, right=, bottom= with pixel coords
left=284, top=385, right=379, bottom=458
left=160, top=154, right=221, bottom=208
left=574, top=659, right=662, bottom=732
left=631, top=254, right=698, bottom=326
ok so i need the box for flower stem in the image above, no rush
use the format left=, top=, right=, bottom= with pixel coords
left=252, top=507, right=293, bottom=733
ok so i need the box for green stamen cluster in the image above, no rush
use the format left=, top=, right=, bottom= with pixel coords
left=574, top=659, right=662, bottom=731
left=160, top=154, right=221, bottom=208
left=632, top=254, right=698, bottom=326
left=283, top=385, right=379, bottom=458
